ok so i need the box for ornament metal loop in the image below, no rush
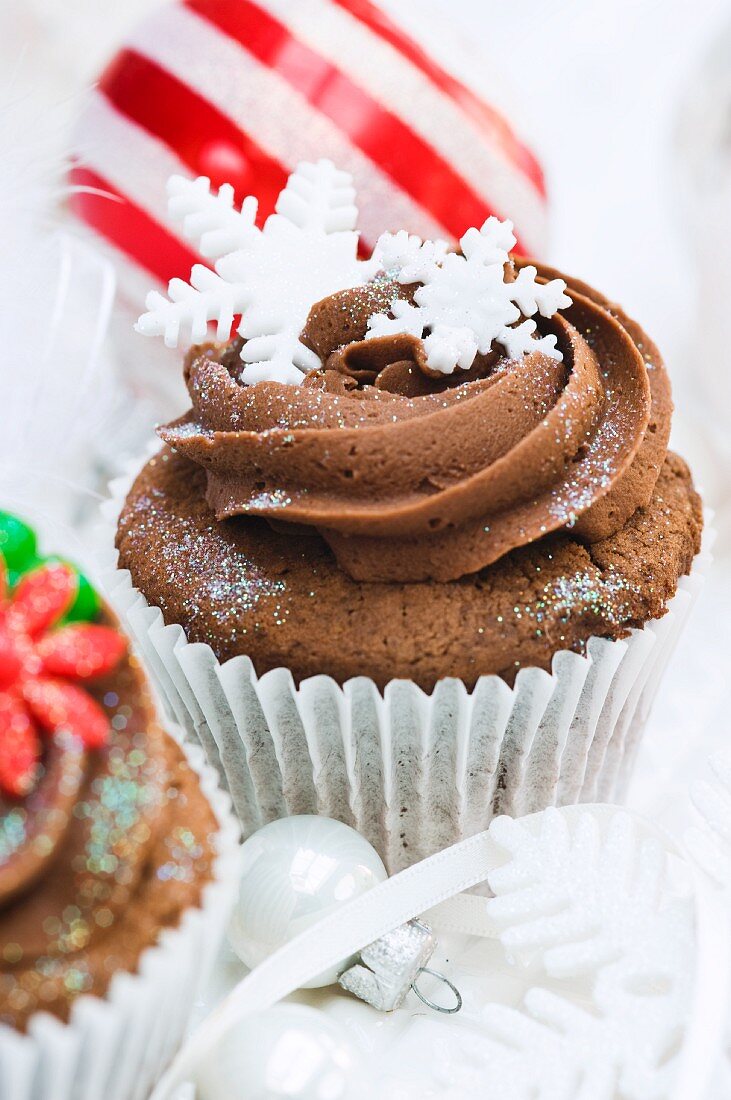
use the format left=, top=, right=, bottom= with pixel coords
left=410, top=967, right=463, bottom=1014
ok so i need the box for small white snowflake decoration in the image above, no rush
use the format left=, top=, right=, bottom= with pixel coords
left=136, top=159, right=376, bottom=385
left=369, top=218, right=571, bottom=374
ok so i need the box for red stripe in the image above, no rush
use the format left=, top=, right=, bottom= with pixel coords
left=330, top=0, right=546, bottom=198
left=184, top=0, right=527, bottom=248
left=98, top=49, right=288, bottom=224
left=69, top=166, right=200, bottom=286
left=98, top=50, right=384, bottom=256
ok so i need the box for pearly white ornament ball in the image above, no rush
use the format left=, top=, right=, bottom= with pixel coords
left=230, top=815, right=387, bottom=987
left=196, top=1004, right=365, bottom=1100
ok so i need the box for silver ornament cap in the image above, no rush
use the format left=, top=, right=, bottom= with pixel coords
left=338, top=919, right=437, bottom=1012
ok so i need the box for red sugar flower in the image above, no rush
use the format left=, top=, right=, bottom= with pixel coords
left=0, top=558, right=126, bottom=798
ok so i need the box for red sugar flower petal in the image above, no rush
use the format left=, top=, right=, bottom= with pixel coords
left=38, top=624, right=127, bottom=681
left=0, top=693, right=41, bottom=797
left=9, top=564, right=77, bottom=638
left=0, top=624, right=23, bottom=691
left=23, top=678, right=110, bottom=749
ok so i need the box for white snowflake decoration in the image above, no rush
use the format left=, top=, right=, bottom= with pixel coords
left=368, top=218, right=572, bottom=374
left=167, top=175, right=261, bottom=259
left=136, top=159, right=376, bottom=385
left=476, top=809, right=694, bottom=1099
left=487, top=810, right=677, bottom=978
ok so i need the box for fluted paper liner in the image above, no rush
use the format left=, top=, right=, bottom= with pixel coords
left=0, top=735, right=241, bottom=1100
left=103, top=474, right=710, bottom=875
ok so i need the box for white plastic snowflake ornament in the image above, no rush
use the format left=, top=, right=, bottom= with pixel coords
left=368, top=217, right=571, bottom=374
left=136, top=160, right=375, bottom=385
left=486, top=809, right=689, bottom=981
left=477, top=808, right=695, bottom=1100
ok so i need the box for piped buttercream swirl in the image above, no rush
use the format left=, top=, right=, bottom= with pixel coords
left=160, top=263, right=671, bottom=583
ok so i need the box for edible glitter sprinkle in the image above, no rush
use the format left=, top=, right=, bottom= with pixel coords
left=0, top=809, right=27, bottom=864
left=132, top=511, right=293, bottom=648
left=247, top=488, right=293, bottom=510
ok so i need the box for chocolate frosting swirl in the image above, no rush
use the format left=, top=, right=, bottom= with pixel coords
left=160, top=263, right=672, bottom=583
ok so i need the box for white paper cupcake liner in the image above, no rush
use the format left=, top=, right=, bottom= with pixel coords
left=102, top=473, right=710, bottom=874
left=0, top=733, right=241, bottom=1100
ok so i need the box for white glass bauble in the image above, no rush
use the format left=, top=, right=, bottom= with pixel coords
left=230, top=815, right=387, bottom=988
left=196, top=1004, right=364, bottom=1100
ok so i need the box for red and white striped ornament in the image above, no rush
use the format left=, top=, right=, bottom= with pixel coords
left=70, top=0, right=548, bottom=295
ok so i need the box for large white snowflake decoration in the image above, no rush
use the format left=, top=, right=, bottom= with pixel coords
left=369, top=219, right=572, bottom=374
left=136, top=159, right=376, bottom=385
left=475, top=809, right=694, bottom=1098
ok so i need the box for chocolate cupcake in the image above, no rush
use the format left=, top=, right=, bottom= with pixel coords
left=111, top=162, right=706, bottom=871
left=0, top=514, right=239, bottom=1100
